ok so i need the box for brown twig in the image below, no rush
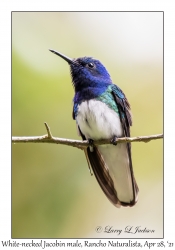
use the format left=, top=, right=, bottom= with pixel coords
left=12, top=123, right=163, bottom=150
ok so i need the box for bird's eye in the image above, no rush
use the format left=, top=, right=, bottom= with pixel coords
left=87, top=62, right=94, bottom=68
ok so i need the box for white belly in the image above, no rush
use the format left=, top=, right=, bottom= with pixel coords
left=76, top=99, right=123, bottom=140
left=76, top=99, right=134, bottom=203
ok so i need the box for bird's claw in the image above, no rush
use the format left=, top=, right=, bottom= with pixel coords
left=111, top=136, right=118, bottom=146
left=88, top=139, right=94, bottom=152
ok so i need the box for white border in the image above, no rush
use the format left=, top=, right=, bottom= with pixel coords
left=1, top=0, right=175, bottom=247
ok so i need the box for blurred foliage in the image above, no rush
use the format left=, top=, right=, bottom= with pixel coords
left=12, top=12, right=163, bottom=238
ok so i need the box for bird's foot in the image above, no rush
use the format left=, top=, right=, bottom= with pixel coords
left=88, top=138, right=94, bottom=152
left=111, top=136, right=118, bottom=146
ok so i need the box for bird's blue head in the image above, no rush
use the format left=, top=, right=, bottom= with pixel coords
left=49, top=49, right=112, bottom=93
left=70, top=56, right=112, bottom=92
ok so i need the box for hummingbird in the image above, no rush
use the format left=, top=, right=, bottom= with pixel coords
left=49, top=49, right=139, bottom=208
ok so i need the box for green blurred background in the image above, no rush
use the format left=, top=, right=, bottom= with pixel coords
left=12, top=12, right=163, bottom=238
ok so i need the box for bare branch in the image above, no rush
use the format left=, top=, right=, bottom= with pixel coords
left=12, top=123, right=163, bottom=150
left=44, top=122, right=53, bottom=138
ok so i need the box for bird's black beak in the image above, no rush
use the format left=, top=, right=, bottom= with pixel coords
left=49, top=49, right=73, bottom=64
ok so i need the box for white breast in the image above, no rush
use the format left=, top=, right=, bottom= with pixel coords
left=76, top=100, right=133, bottom=202
left=76, top=100, right=123, bottom=140
left=76, top=100, right=135, bottom=203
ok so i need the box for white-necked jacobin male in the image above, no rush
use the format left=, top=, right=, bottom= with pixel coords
left=49, top=49, right=139, bottom=208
